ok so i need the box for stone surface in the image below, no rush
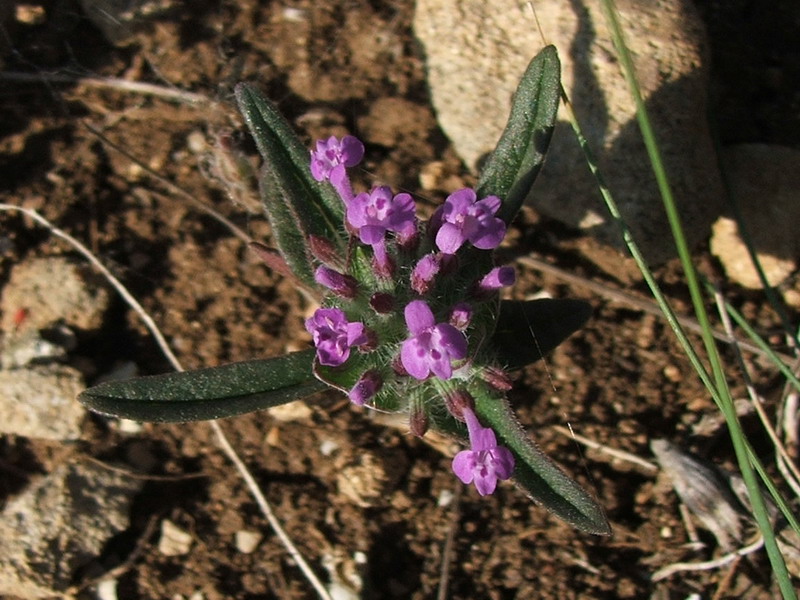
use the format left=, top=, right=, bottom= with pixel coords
left=0, top=364, right=85, bottom=440
left=710, top=144, right=800, bottom=289
left=0, top=256, right=111, bottom=334
left=0, top=461, right=141, bottom=598
left=158, top=519, right=193, bottom=556
left=414, top=0, right=723, bottom=264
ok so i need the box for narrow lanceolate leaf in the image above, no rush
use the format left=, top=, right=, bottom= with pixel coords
left=78, top=350, right=325, bottom=423
left=236, top=84, right=346, bottom=287
left=492, top=299, right=592, bottom=370
left=477, top=45, right=561, bottom=226
left=475, top=391, right=611, bottom=535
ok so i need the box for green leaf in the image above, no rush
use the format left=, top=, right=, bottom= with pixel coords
left=492, top=299, right=591, bottom=370
left=477, top=45, right=561, bottom=225
left=235, top=84, right=346, bottom=287
left=476, top=392, right=611, bottom=534
left=78, top=350, right=326, bottom=423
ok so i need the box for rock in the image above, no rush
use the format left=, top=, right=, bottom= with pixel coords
left=710, top=144, right=800, bottom=289
left=158, top=519, right=193, bottom=556
left=0, top=364, right=85, bottom=440
left=0, top=461, right=141, bottom=598
left=335, top=449, right=405, bottom=508
left=414, top=0, right=723, bottom=264
left=235, top=530, right=262, bottom=554
left=267, top=400, right=312, bottom=422
left=0, top=256, right=110, bottom=334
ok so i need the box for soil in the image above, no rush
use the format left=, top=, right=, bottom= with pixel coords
left=1, top=1, right=798, bottom=599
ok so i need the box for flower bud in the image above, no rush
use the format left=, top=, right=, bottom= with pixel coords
left=348, top=370, right=383, bottom=405
left=411, top=253, right=440, bottom=295
left=449, top=302, right=472, bottom=330
left=479, top=266, right=515, bottom=291
left=409, top=407, right=429, bottom=438
left=444, top=389, right=475, bottom=422
left=369, top=292, right=395, bottom=314
left=481, top=366, right=513, bottom=392
left=308, top=235, right=342, bottom=267
left=314, top=265, right=358, bottom=298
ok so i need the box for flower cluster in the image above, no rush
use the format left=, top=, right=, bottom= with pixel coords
left=304, top=136, right=515, bottom=495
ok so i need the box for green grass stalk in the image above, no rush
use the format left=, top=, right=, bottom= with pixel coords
left=597, top=1, right=795, bottom=595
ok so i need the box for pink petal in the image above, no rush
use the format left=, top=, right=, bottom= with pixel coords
left=404, top=300, right=435, bottom=334
left=435, top=222, right=465, bottom=254
left=400, top=338, right=430, bottom=379
left=452, top=451, right=476, bottom=483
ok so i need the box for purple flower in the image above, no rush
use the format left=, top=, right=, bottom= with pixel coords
left=478, top=266, right=516, bottom=291
left=310, top=135, right=364, bottom=184
left=347, top=186, right=417, bottom=246
left=400, top=300, right=467, bottom=380
left=433, top=188, right=506, bottom=254
left=314, top=265, right=358, bottom=298
left=349, top=370, right=382, bottom=405
left=452, top=407, right=515, bottom=495
left=305, top=308, right=368, bottom=367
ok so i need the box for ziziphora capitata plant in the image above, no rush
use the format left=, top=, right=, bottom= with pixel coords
left=80, top=46, right=610, bottom=535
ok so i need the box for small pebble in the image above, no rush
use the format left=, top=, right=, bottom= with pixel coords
left=235, top=530, right=262, bottom=554
left=158, top=520, right=192, bottom=556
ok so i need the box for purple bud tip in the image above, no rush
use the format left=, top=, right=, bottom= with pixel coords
left=478, top=266, right=516, bottom=291
left=411, top=253, right=441, bottom=295
left=314, top=265, right=358, bottom=298
left=434, top=188, right=506, bottom=254
left=400, top=300, right=468, bottom=380
left=451, top=407, right=515, bottom=496
left=449, top=302, right=472, bottom=330
left=349, top=370, right=383, bottom=405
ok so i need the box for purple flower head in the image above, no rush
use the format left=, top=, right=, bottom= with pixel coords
left=305, top=308, right=368, bottom=367
left=451, top=407, right=515, bottom=495
left=478, top=266, right=516, bottom=291
left=434, top=188, right=506, bottom=254
left=400, top=300, right=467, bottom=380
left=310, top=135, right=364, bottom=183
left=411, top=253, right=441, bottom=295
left=314, top=265, right=358, bottom=298
left=349, top=370, right=382, bottom=405
left=347, top=186, right=416, bottom=246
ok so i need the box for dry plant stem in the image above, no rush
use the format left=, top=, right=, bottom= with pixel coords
left=436, top=483, right=462, bottom=600
left=0, top=204, right=334, bottom=600
left=517, top=256, right=786, bottom=362
left=0, top=71, right=215, bottom=106
left=712, top=288, right=800, bottom=500
left=651, top=536, right=764, bottom=581
left=678, top=503, right=703, bottom=549
left=551, top=425, right=658, bottom=473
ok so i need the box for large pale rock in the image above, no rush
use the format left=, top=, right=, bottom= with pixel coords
left=0, top=364, right=85, bottom=440
left=0, top=256, right=110, bottom=333
left=414, top=0, right=723, bottom=264
left=710, top=144, right=800, bottom=290
left=0, top=461, right=141, bottom=598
